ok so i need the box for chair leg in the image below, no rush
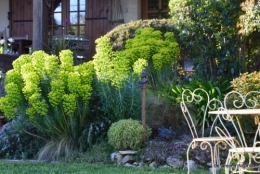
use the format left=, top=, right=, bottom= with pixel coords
left=214, top=143, right=221, bottom=167
left=206, top=142, right=216, bottom=174
left=225, top=151, right=233, bottom=174
left=186, top=142, right=193, bottom=174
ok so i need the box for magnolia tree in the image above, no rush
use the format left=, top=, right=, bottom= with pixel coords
left=0, top=50, right=94, bottom=160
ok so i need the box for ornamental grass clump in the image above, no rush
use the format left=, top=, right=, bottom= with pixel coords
left=107, top=119, right=152, bottom=150
left=0, top=50, right=94, bottom=161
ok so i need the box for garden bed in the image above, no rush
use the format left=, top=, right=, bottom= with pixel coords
left=0, top=54, right=19, bottom=72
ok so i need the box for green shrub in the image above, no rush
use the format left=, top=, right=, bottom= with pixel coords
left=0, top=50, right=95, bottom=161
left=93, top=24, right=180, bottom=123
left=105, top=19, right=176, bottom=51
left=230, top=71, right=260, bottom=134
left=230, top=71, right=260, bottom=95
left=0, top=116, right=46, bottom=159
left=107, top=119, right=151, bottom=150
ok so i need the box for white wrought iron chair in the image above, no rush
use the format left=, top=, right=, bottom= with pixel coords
left=214, top=90, right=260, bottom=174
left=180, top=88, right=235, bottom=174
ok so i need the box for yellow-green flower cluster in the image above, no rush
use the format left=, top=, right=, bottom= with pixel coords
left=93, top=36, right=116, bottom=83
left=31, top=50, right=47, bottom=76
left=62, top=94, right=76, bottom=116
left=5, top=70, right=23, bottom=90
left=93, top=27, right=180, bottom=88
left=123, top=28, right=180, bottom=72
left=94, top=37, right=132, bottom=88
left=48, top=79, right=65, bottom=108
left=76, top=62, right=94, bottom=85
left=12, top=54, right=31, bottom=72
left=133, top=58, right=148, bottom=74
left=0, top=83, right=21, bottom=119
left=44, top=55, right=59, bottom=78
left=67, top=72, right=81, bottom=94
left=78, top=84, right=92, bottom=102
left=109, top=52, right=130, bottom=88
left=59, top=50, right=74, bottom=72
left=0, top=49, right=94, bottom=121
left=27, top=93, right=48, bottom=119
left=75, top=62, right=94, bottom=102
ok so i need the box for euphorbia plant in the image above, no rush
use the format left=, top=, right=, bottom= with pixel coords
left=0, top=50, right=94, bottom=160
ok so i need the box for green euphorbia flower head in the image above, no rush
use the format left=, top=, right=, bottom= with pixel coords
left=0, top=50, right=94, bottom=120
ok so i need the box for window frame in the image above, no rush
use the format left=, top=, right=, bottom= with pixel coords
left=48, top=0, right=86, bottom=36
left=141, top=0, right=170, bottom=20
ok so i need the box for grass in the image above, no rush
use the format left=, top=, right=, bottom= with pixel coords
left=0, top=160, right=215, bottom=174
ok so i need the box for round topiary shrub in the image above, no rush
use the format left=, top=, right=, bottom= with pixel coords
left=107, top=119, right=151, bottom=150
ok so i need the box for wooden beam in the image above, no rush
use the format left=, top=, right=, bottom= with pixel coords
left=33, top=0, right=48, bottom=51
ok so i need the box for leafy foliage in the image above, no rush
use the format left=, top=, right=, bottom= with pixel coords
left=105, top=19, right=177, bottom=51
left=146, top=92, right=185, bottom=135
left=93, top=26, right=180, bottom=123
left=230, top=71, right=260, bottom=94
left=169, top=0, right=244, bottom=81
left=93, top=27, right=180, bottom=89
left=238, top=0, right=260, bottom=35
left=0, top=50, right=95, bottom=160
left=229, top=71, right=260, bottom=134
left=171, top=78, right=230, bottom=127
left=95, top=78, right=141, bottom=123
left=107, top=119, right=151, bottom=150
left=0, top=116, right=46, bottom=159
left=71, top=141, right=114, bottom=164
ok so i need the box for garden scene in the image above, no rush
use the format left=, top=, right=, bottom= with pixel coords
left=0, top=0, right=260, bottom=173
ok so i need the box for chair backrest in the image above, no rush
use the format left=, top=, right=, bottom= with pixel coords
left=223, top=90, right=260, bottom=147
left=180, top=88, right=220, bottom=139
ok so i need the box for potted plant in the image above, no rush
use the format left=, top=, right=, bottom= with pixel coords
left=65, top=19, right=75, bottom=35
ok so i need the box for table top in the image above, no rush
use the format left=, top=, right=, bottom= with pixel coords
left=209, top=109, right=260, bottom=115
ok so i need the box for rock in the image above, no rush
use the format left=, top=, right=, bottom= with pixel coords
left=166, top=156, right=184, bottom=169
left=149, top=161, right=158, bottom=168
left=159, top=164, right=171, bottom=168
left=183, top=160, right=197, bottom=169
left=124, top=163, right=137, bottom=167
left=119, top=150, right=138, bottom=155
left=209, top=166, right=220, bottom=173
left=133, top=162, right=139, bottom=166
left=121, top=155, right=135, bottom=164
left=110, top=152, right=123, bottom=164
left=137, top=161, right=145, bottom=167
left=110, top=152, right=118, bottom=162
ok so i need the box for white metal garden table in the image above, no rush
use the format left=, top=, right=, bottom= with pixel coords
left=209, top=108, right=260, bottom=173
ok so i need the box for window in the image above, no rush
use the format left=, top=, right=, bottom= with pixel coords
left=48, top=0, right=63, bottom=36
left=69, top=0, right=86, bottom=36
left=48, top=0, right=86, bottom=36
left=142, top=0, right=170, bottom=19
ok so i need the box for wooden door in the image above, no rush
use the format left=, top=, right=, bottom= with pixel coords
left=10, top=0, right=33, bottom=40
left=86, top=0, right=112, bottom=59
